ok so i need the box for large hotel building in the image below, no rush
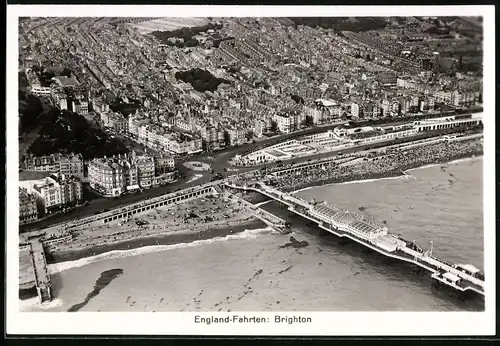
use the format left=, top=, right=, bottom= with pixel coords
left=19, top=172, right=83, bottom=216
left=88, top=152, right=176, bottom=197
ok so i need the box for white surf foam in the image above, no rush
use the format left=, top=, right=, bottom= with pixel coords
left=405, top=163, right=443, bottom=172
left=334, top=175, right=409, bottom=185
left=293, top=156, right=482, bottom=193
left=291, top=186, right=314, bottom=193
left=48, top=227, right=274, bottom=274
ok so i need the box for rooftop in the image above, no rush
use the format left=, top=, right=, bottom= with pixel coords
left=443, top=272, right=461, bottom=283
left=52, top=75, right=79, bottom=87
left=19, top=170, right=54, bottom=182
left=458, top=264, right=481, bottom=274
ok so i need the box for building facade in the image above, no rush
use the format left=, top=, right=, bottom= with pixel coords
left=72, top=100, right=89, bottom=114
left=274, top=113, right=298, bottom=134
left=88, top=152, right=176, bottom=197
left=19, top=187, right=38, bottom=224
left=22, top=153, right=84, bottom=179
left=28, top=173, right=83, bottom=215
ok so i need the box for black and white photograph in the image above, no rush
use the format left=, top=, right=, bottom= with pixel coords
left=6, top=5, right=495, bottom=336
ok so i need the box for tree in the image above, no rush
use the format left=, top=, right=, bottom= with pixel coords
left=223, top=131, right=231, bottom=147
left=270, top=121, right=278, bottom=133
left=302, top=115, right=314, bottom=128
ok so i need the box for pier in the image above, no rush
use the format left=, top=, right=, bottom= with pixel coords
left=224, top=191, right=290, bottom=234
left=23, top=240, right=52, bottom=303
left=225, top=180, right=485, bottom=296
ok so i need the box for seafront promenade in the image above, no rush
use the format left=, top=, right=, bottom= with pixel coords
left=20, top=118, right=483, bottom=232
left=21, top=133, right=483, bottom=250
left=22, top=181, right=223, bottom=240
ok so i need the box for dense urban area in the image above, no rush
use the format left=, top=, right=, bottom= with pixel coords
left=17, top=16, right=486, bottom=306
left=18, top=16, right=483, bottom=227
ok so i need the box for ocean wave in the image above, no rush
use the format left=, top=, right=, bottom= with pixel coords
left=291, top=186, right=314, bottom=193
left=293, top=175, right=411, bottom=193
left=406, top=163, right=442, bottom=172
left=293, top=157, right=482, bottom=193
left=48, top=227, right=274, bottom=274
left=448, top=155, right=483, bottom=166
left=19, top=297, right=64, bottom=311
left=334, top=175, right=409, bottom=185
left=406, top=156, right=482, bottom=172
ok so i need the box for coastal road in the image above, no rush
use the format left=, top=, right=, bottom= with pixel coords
left=20, top=125, right=476, bottom=231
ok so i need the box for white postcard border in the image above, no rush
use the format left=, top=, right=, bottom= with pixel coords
left=6, top=5, right=496, bottom=336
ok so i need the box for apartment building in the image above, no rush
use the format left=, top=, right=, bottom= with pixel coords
left=135, top=121, right=203, bottom=155
left=303, top=105, right=322, bottom=125
left=201, top=125, right=226, bottom=150
left=30, top=86, right=52, bottom=96
left=225, top=126, right=247, bottom=146
left=128, top=115, right=150, bottom=138
left=274, top=113, right=298, bottom=134
left=153, top=155, right=175, bottom=175
left=164, top=132, right=203, bottom=154
left=253, top=119, right=271, bottom=138
left=88, top=152, right=176, bottom=197
left=101, top=111, right=128, bottom=132
left=434, top=90, right=453, bottom=104
left=135, top=156, right=155, bottom=189
left=59, top=98, right=68, bottom=110
left=88, top=155, right=137, bottom=197
left=351, top=102, right=360, bottom=118
left=24, top=173, right=83, bottom=215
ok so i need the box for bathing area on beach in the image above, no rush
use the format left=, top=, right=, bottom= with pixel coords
left=42, top=193, right=259, bottom=257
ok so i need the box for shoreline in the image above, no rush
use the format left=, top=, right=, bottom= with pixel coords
left=18, top=218, right=268, bottom=300
left=288, top=151, right=482, bottom=194
left=46, top=151, right=481, bottom=263
left=20, top=153, right=482, bottom=301
left=20, top=150, right=481, bottom=283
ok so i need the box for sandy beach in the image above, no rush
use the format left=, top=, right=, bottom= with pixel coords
left=272, top=138, right=483, bottom=192
left=44, top=193, right=260, bottom=262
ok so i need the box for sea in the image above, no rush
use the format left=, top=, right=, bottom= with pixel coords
left=20, top=157, right=484, bottom=312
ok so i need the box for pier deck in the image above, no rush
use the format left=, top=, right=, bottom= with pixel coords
left=26, top=240, right=52, bottom=303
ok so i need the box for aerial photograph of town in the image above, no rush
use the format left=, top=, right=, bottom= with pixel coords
left=16, top=14, right=486, bottom=316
